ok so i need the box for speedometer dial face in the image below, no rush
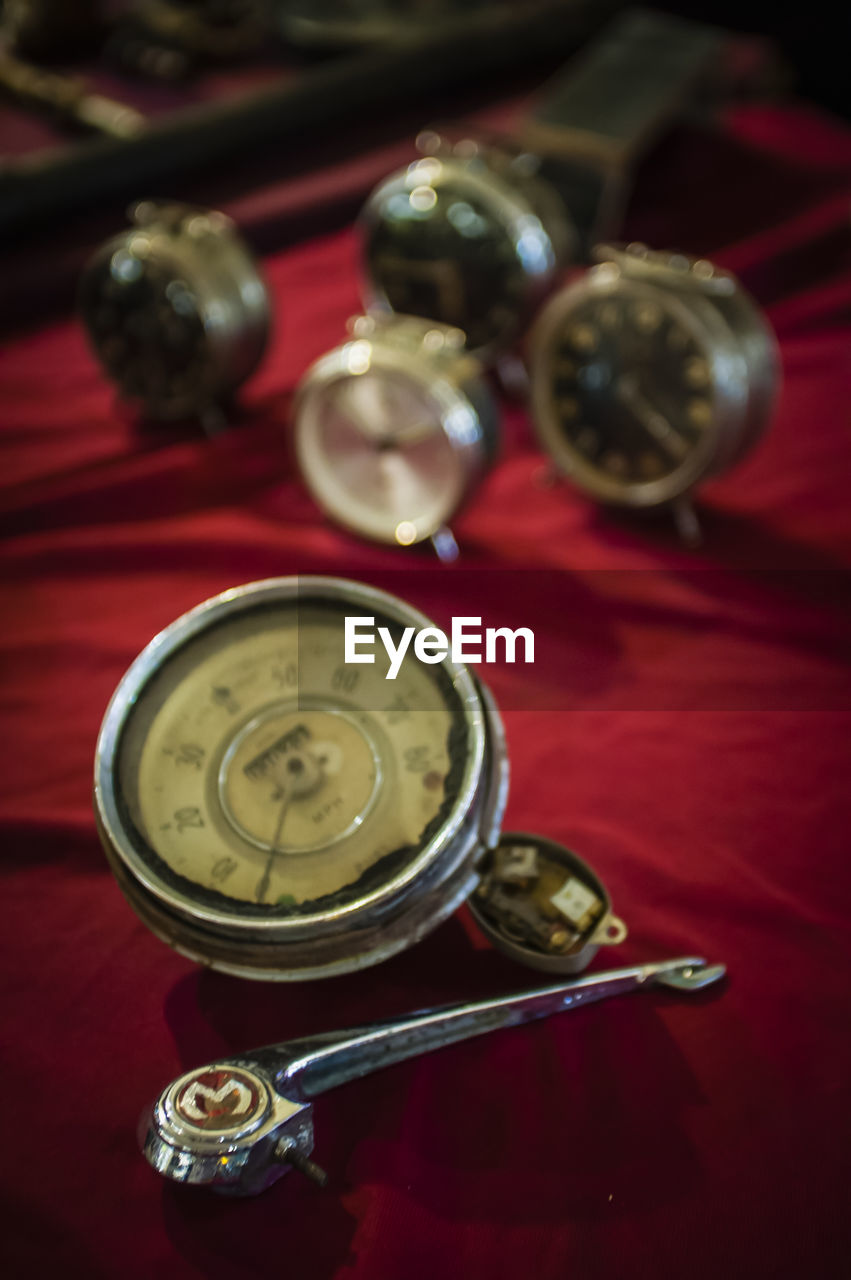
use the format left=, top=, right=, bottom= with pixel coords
left=93, top=577, right=507, bottom=981
left=113, top=597, right=467, bottom=921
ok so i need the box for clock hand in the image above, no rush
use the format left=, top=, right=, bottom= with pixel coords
left=616, top=374, right=690, bottom=462
left=333, top=384, right=435, bottom=452
left=372, top=422, right=435, bottom=450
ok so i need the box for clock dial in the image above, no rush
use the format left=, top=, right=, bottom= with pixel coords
left=548, top=287, right=716, bottom=488
left=79, top=204, right=269, bottom=421
left=362, top=150, right=563, bottom=355
left=294, top=318, right=498, bottom=548
left=364, top=176, right=524, bottom=351
left=80, top=252, right=211, bottom=411
left=296, top=367, right=467, bottom=545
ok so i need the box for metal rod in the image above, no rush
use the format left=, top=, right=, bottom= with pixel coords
left=274, top=956, right=722, bottom=1098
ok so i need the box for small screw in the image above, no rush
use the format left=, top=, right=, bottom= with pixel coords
left=275, top=1138, right=329, bottom=1188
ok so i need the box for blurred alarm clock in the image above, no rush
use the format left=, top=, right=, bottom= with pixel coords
left=79, top=201, right=270, bottom=428
left=358, top=12, right=723, bottom=361
left=294, top=313, right=500, bottom=559
left=528, top=243, right=779, bottom=537
left=360, top=132, right=574, bottom=360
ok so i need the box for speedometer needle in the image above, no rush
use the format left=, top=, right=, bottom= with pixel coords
left=256, top=791, right=292, bottom=904
left=255, top=751, right=326, bottom=904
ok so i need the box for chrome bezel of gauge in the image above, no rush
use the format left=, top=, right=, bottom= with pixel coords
left=359, top=151, right=568, bottom=360
left=293, top=317, right=498, bottom=545
left=79, top=202, right=270, bottom=421
left=93, top=577, right=509, bottom=979
left=529, top=248, right=779, bottom=507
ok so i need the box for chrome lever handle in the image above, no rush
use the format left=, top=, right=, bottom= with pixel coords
left=141, top=956, right=724, bottom=1197
left=274, top=956, right=722, bottom=1097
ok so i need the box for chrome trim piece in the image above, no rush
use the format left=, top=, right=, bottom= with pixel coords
left=141, top=956, right=725, bottom=1194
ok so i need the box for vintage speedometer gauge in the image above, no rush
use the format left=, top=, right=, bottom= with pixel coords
left=94, top=578, right=508, bottom=980
left=360, top=133, right=573, bottom=358
left=79, top=201, right=269, bottom=429
left=294, top=314, right=499, bottom=559
left=529, top=243, right=779, bottom=534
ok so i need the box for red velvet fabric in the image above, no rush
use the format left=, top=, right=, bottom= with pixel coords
left=1, top=99, right=850, bottom=1278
